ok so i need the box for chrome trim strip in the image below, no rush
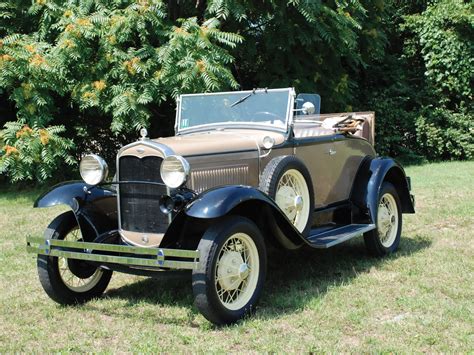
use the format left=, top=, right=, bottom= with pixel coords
left=26, top=236, right=199, bottom=270
left=178, top=123, right=288, bottom=135
left=117, top=140, right=174, bottom=158
left=180, top=87, right=293, bottom=97
left=287, top=87, right=296, bottom=139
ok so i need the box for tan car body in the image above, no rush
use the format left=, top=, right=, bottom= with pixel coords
left=118, top=112, right=376, bottom=246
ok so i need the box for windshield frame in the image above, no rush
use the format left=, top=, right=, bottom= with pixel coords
left=175, top=88, right=295, bottom=135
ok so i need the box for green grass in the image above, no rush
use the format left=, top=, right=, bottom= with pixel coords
left=1, top=161, right=473, bottom=352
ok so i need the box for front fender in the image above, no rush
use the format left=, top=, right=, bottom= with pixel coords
left=185, top=185, right=277, bottom=218
left=352, top=158, right=415, bottom=224
left=183, top=185, right=306, bottom=249
left=35, top=181, right=118, bottom=241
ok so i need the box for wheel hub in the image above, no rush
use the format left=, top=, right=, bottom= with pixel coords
left=378, top=205, right=391, bottom=235
left=238, top=263, right=250, bottom=279
left=294, top=195, right=303, bottom=211
left=217, top=251, right=249, bottom=290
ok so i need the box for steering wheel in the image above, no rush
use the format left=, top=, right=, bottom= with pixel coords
left=254, top=111, right=282, bottom=124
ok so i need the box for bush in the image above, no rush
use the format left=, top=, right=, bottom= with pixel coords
left=0, top=0, right=242, bottom=182
left=403, top=0, right=473, bottom=109
left=0, top=122, right=74, bottom=181
left=415, top=107, right=474, bottom=161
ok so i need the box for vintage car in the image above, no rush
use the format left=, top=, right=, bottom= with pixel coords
left=27, top=88, right=415, bottom=325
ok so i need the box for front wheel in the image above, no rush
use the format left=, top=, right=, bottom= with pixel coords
left=364, top=182, right=402, bottom=256
left=192, top=216, right=267, bottom=325
left=37, top=211, right=112, bottom=305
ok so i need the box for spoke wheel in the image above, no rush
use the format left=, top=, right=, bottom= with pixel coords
left=192, top=216, right=267, bottom=325
left=215, top=233, right=259, bottom=311
left=364, top=182, right=402, bottom=256
left=58, top=227, right=104, bottom=293
left=37, top=212, right=112, bottom=305
left=259, top=156, right=314, bottom=238
left=377, top=193, right=399, bottom=248
left=275, top=169, right=310, bottom=232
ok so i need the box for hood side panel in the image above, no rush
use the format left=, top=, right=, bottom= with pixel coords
left=186, top=151, right=259, bottom=192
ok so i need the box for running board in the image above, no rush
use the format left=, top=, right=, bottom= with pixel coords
left=306, top=224, right=376, bottom=248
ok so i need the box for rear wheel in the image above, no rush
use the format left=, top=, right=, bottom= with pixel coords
left=192, top=216, right=267, bottom=325
left=364, top=182, right=402, bottom=256
left=37, top=212, right=112, bottom=305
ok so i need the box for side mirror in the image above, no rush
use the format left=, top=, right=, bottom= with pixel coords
left=302, top=102, right=315, bottom=115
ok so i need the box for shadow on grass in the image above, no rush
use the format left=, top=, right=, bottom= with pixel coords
left=258, top=235, right=431, bottom=319
left=95, top=234, right=431, bottom=325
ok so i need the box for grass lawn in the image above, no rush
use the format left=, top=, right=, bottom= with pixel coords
left=0, top=161, right=473, bottom=352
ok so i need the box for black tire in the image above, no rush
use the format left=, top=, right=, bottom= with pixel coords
left=363, top=182, right=402, bottom=256
left=259, top=155, right=314, bottom=236
left=37, top=211, right=112, bottom=305
left=192, top=216, right=267, bottom=325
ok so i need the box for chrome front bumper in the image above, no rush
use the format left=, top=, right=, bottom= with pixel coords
left=26, top=236, right=200, bottom=270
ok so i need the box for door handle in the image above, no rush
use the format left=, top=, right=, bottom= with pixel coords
left=328, top=148, right=337, bottom=156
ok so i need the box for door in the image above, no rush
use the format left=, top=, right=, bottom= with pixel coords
left=294, top=136, right=338, bottom=208
left=294, top=135, right=376, bottom=208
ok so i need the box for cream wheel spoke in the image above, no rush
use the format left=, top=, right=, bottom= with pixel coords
left=57, top=226, right=103, bottom=293
left=378, top=193, right=399, bottom=248
left=215, top=232, right=260, bottom=311
left=274, top=169, right=310, bottom=232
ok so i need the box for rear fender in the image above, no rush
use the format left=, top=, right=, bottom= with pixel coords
left=351, top=158, right=415, bottom=224
left=163, top=185, right=306, bottom=250
left=34, top=181, right=118, bottom=241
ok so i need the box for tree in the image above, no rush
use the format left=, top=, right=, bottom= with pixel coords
left=0, top=0, right=242, bottom=181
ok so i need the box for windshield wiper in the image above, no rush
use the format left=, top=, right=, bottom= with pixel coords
left=229, top=88, right=269, bottom=108
left=230, top=91, right=254, bottom=108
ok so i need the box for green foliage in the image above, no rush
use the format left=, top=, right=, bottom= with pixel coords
left=0, top=122, right=74, bottom=181
left=158, top=17, right=242, bottom=98
left=415, top=107, right=474, bottom=160
left=359, top=0, right=473, bottom=161
left=207, top=0, right=388, bottom=111
left=0, top=0, right=473, bottom=182
left=0, top=0, right=242, bottom=181
left=403, top=0, right=473, bottom=108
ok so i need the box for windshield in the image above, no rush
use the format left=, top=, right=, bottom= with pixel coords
left=177, top=88, right=292, bottom=133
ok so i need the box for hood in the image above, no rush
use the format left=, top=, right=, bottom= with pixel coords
left=153, top=129, right=286, bottom=157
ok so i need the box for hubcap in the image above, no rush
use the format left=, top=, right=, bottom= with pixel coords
left=275, top=169, right=310, bottom=232
left=215, top=233, right=259, bottom=311
left=58, top=227, right=103, bottom=292
left=377, top=193, right=399, bottom=248
left=294, top=195, right=304, bottom=211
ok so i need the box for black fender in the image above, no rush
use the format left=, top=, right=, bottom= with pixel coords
left=34, top=181, right=118, bottom=241
left=164, top=185, right=307, bottom=250
left=351, top=157, right=415, bottom=224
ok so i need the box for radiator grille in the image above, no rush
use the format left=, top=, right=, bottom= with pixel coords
left=118, top=155, right=168, bottom=234
left=190, top=165, right=249, bottom=193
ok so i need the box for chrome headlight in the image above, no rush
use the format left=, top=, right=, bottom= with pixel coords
left=160, top=155, right=190, bottom=189
left=79, top=154, right=109, bottom=185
